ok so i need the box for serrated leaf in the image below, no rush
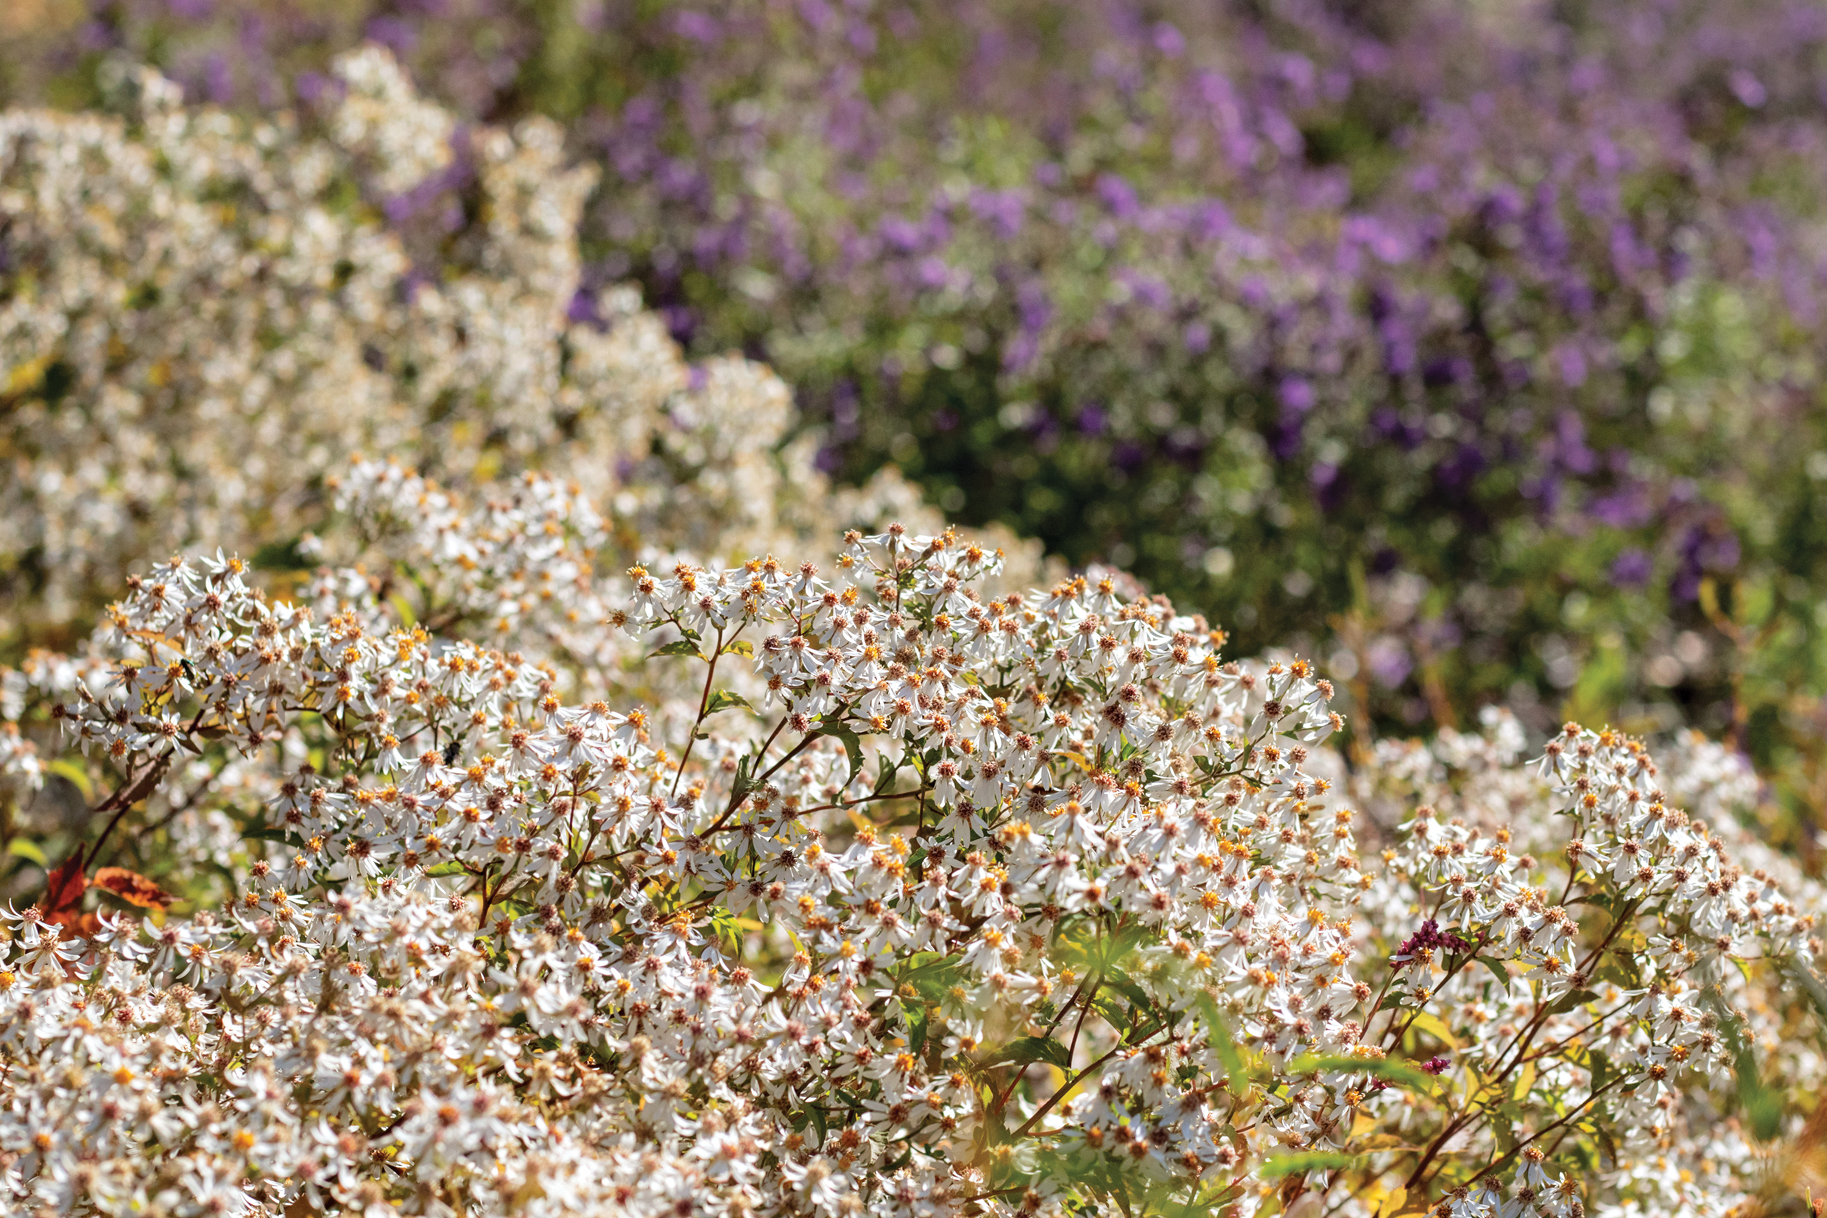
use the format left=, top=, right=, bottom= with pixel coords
left=721, top=639, right=754, bottom=658
left=650, top=639, right=704, bottom=659
left=705, top=689, right=753, bottom=715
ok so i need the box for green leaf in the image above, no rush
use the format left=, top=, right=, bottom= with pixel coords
left=705, top=689, right=753, bottom=715
left=387, top=592, right=419, bottom=628
left=243, top=821, right=303, bottom=848
left=650, top=639, right=704, bottom=660
left=1545, top=988, right=1596, bottom=1017
left=1735, top=1043, right=1785, bottom=1142
left=903, top=999, right=930, bottom=1054
left=1091, top=990, right=1133, bottom=1027
left=817, top=722, right=866, bottom=788
left=47, top=758, right=93, bottom=800
left=721, top=639, right=754, bottom=658
left=251, top=537, right=313, bottom=571
left=1197, top=996, right=1249, bottom=1095
left=1477, top=955, right=1513, bottom=989
left=1589, top=1050, right=1614, bottom=1094
left=1491, top=1105, right=1517, bottom=1154
left=1106, top=971, right=1153, bottom=1017
left=809, top=1105, right=828, bottom=1150
left=1259, top=1150, right=1357, bottom=1178
left=987, top=1036, right=1072, bottom=1069
left=1792, top=965, right=1827, bottom=1029
left=1290, top=1054, right=1437, bottom=1092
left=872, top=753, right=903, bottom=797
left=727, top=754, right=755, bottom=807
left=904, top=955, right=965, bottom=1002
left=6, top=839, right=47, bottom=866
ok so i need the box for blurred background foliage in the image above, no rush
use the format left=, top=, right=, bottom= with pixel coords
left=5, top=0, right=1827, bottom=862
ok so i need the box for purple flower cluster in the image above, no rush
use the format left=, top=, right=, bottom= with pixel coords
left=562, top=0, right=1827, bottom=719
left=8, top=0, right=1827, bottom=782
left=1392, top=919, right=1478, bottom=967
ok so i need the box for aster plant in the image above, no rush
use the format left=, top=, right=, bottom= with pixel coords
left=0, top=485, right=1820, bottom=1216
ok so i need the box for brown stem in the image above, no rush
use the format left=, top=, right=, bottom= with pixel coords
left=1013, top=1032, right=1143, bottom=1140
left=85, top=750, right=175, bottom=866
left=1477, top=1075, right=1627, bottom=1182
left=706, top=786, right=929, bottom=836
left=671, top=627, right=724, bottom=798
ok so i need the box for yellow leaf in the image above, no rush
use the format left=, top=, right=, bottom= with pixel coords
left=3, top=353, right=51, bottom=396
left=48, top=757, right=94, bottom=800
left=1356, top=1182, right=1410, bottom=1217
left=1513, top=1062, right=1538, bottom=1103
left=1409, top=1011, right=1461, bottom=1050
left=388, top=593, right=419, bottom=628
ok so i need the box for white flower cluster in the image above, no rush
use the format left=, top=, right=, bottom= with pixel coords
left=1350, top=711, right=1826, bottom=1217
left=0, top=46, right=1018, bottom=641
left=0, top=39, right=1820, bottom=1218
left=0, top=517, right=1816, bottom=1218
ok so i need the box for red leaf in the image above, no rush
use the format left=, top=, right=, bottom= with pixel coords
left=91, top=866, right=174, bottom=910
left=48, top=911, right=102, bottom=938
left=42, top=849, right=86, bottom=915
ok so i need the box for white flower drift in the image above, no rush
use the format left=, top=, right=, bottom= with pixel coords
left=0, top=519, right=1818, bottom=1218
left=1348, top=710, right=1827, bottom=1217
left=0, top=46, right=1022, bottom=641
left=0, top=39, right=1818, bottom=1218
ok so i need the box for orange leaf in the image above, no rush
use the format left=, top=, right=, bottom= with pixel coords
left=42, top=850, right=86, bottom=914
left=49, top=911, right=103, bottom=937
left=91, top=866, right=174, bottom=910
